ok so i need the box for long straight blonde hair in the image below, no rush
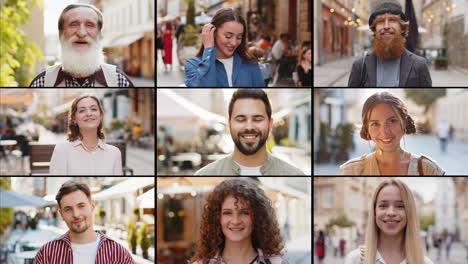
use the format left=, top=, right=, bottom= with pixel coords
left=363, top=178, right=425, bottom=264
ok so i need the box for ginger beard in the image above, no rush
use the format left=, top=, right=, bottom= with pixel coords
left=59, top=34, right=104, bottom=77
left=371, top=28, right=405, bottom=60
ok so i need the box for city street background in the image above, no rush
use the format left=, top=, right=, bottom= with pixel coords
left=314, top=177, right=468, bottom=264
left=313, top=0, right=468, bottom=86
left=314, top=56, right=468, bottom=87
left=313, top=88, right=468, bottom=175
left=0, top=177, right=155, bottom=264
left=157, top=89, right=311, bottom=175
left=157, top=177, right=312, bottom=264
left=0, top=88, right=155, bottom=176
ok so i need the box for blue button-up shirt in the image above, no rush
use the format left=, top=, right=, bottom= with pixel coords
left=185, top=47, right=264, bottom=87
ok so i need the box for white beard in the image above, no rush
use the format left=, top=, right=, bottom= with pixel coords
left=59, top=35, right=104, bottom=77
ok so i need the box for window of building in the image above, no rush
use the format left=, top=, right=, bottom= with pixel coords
left=323, top=187, right=334, bottom=208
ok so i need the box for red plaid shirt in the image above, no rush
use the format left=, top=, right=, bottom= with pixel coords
left=33, top=230, right=135, bottom=264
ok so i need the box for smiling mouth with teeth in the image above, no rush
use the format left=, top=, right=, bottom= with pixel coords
left=229, top=227, right=244, bottom=231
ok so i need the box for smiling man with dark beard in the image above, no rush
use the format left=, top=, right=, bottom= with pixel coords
left=348, top=0, right=432, bottom=87
left=194, top=89, right=305, bottom=175
left=29, top=3, right=134, bottom=87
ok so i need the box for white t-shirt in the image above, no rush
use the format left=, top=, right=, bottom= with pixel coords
left=217, top=57, right=234, bottom=87
left=71, top=233, right=101, bottom=264
left=344, top=248, right=434, bottom=264
left=234, top=161, right=262, bottom=175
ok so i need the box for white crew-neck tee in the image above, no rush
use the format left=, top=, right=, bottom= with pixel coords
left=217, top=57, right=234, bottom=87
left=71, top=232, right=101, bottom=264
left=234, top=161, right=262, bottom=175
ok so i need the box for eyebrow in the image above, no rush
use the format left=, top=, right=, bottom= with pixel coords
left=224, top=32, right=243, bottom=36
left=370, top=116, right=397, bottom=122
left=78, top=105, right=98, bottom=109
left=64, top=202, right=86, bottom=209
left=222, top=208, right=249, bottom=211
left=234, top=114, right=265, bottom=119
left=378, top=200, right=404, bottom=203
left=69, top=19, right=97, bottom=25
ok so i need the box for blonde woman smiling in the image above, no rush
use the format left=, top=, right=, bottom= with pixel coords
left=49, top=95, right=122, bottom=175
left=345, top=178, right=434, bottom=264
left=340, top=91, right=444, bottom=175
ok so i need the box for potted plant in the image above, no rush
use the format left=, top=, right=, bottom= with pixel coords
left=98, top=209, right=106, bottom=226
left=127, top=221, right=137, bottom=254
left=316, top=122, right=331, bottom=163
left=335, top=123, right=354, bottom=163
left=434, top=56, right=448, bottom=70
left=138, top=222, right=151, bottom=259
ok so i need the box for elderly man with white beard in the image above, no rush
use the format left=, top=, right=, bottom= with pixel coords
left=30, top=3, right=134, bottom=87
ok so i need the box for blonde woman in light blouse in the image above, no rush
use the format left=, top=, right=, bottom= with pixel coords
left=49, top=95, right=123, bottom=175
left=344, top=178, right=433, bottom=264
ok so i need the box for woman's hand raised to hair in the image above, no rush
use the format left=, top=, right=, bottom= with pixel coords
left=202, top=23, right=216, bottom=48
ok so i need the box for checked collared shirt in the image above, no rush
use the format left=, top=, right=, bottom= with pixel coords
left=33, top=230, right=135, bottom=264
left=29, top=67, right=134, bottom=87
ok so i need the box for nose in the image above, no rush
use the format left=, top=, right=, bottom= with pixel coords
left=245, top=119, right=254, bottom=130
left=231, top=214, right=242, bottom=224
left=381, top=123, right=391, bottom=135
left=386, top=206, right=396, bottom=216
left=384, top=18, right=390, bottom=29
left=76, top=24, right=87, bottom=38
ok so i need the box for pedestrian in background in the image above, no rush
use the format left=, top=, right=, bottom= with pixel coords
left=163, top=21, right=174, bottom=72
left=249, top=46, right=271, bottom=86
left=296, top=47, right=311, bottom=87
left=315, top=230, right=325, bottom=264
left=332, top=233, right=339, bottom=257
left=157, top=24, right=164, bottom=65
left=437, top=119, right=450, bottom=153
left=174, top=17, right=185, bottom=67
left=270, top=33, right=291, bottom=85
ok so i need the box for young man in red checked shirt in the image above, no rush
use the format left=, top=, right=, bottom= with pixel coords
left=33, top=181, right=135, bottom=264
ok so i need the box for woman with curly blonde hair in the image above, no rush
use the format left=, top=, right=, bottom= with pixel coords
left=345, top=178, right=433, bottom=264
left=190, top=178, right=288, bottom=264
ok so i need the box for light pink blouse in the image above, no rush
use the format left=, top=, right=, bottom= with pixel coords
left=49, top=139, right=123, bottom=175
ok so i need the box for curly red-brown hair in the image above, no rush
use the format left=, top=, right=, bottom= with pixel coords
left=189, top=179, right=285, bottom=263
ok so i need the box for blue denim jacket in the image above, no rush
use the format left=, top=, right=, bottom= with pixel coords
left=184, top=47, right=264, bottom=87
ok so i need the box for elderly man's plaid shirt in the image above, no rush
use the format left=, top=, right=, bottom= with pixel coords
left=30, top=67, right=134, bottom=87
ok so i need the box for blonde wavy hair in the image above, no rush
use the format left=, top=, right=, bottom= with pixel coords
left=363, top=178, right=425, bottom=264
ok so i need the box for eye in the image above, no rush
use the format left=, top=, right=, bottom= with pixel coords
left=371, top=123, right=379, bottom=127
left=379, top=204, right=387, bottom=208
left=237, top=118, right=245, bottom=122
left=223, top=212, right=231, bottom=215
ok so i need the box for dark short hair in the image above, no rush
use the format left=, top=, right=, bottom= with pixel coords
left=280, top=33, right=289, bottom=39
left=228, top=89, right=272, bottom=120
left=56, top=181, right=92, bottom=208
left=58, top=3, right=103, bottom=35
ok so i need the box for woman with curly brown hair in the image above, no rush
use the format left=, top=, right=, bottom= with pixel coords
left=340, top=91, right=444, bottom=175
left=190, top=178, right=288, bottom=264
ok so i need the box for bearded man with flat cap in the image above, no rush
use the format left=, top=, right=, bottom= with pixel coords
left=348, top=0, right=432, bottom=87
left=30, top=3, right=134, bottom=87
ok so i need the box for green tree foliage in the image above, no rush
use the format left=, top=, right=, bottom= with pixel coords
left=0, top=177, right=14, bottom=235
left=327, top=215, right=356, bottom=228
left=0, top=0, right=43, bottom=87
left=137, top=221, right=151, bottom=259
left=420, top=211, right=435, bottom=231
left=404, top=89, right=446, bottom=114
left=184, top=0, right=195, bottom=27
